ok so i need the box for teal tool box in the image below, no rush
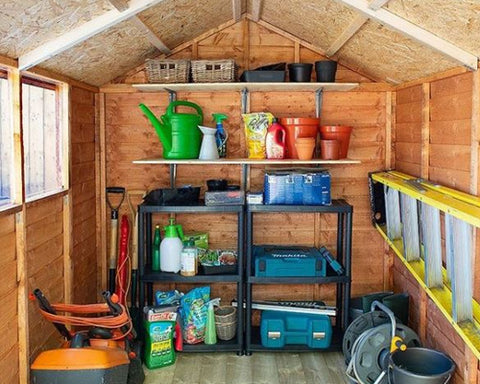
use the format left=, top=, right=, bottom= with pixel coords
left=260, top=310, right=332, bottom=348
left=253, top=245, right=326, bottom=277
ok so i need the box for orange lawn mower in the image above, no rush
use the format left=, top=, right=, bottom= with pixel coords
left=30, top=289, right=144, bottom=384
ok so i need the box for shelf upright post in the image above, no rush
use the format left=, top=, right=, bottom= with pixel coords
left=165, top=88, right=177, bottom=104
left=237, top=208, right=245, bottom=355
left=170, top=164, right=177, bottom=187
left=245, top=207, right=253, bottom=355
left=241, top=87, right=250, bottom=114
left=138, top=206, right=145, bottom=334
left=315, top=88, right=324, bottom=118
left=344, top=209, right=353, bottom=331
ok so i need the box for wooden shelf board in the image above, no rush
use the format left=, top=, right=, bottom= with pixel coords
left=132, top=82, right=359, bottom=93
left=132, top=158, right=361, bottom=165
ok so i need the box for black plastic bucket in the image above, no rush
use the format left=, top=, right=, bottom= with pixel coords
left=288, top=63, right=313, bottom=82
left=389, top=348, right=455, bottom=384
left=315, top=60, right=337, bottom=82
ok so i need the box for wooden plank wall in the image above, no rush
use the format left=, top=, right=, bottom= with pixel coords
left=119, top=20, right=373, bottom=84
left=0, top=213, right=19, bottom=383
left=25, top=195, right=65, bottom=361
left=393, top=71, right=480, bottom=384
left=104, top=20, right=386, bottom=305
left=70, top=86, right=97, bottom=304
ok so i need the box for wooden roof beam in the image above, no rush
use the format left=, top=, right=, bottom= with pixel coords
left=368, top=0, right=391, bottom=11
left=232, top=0, right=242, bottom=21
left=108, top=0, right=171, bottom=55
left=251, top=0, right=263, bottom=22
left=18, top=0, right=165, bottom=70
left=332, top=0, right=478, bottom=70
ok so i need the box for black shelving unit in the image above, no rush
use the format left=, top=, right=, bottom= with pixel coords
left=137, top=202, right=244, bottom=354
left=245, top=199, right=353, bottom=354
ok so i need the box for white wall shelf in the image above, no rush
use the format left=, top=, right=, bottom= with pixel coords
left=132, top=82, right=359, bottom=93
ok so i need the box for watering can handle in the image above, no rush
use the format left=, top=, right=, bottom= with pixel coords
left=166, top=101, right=204, bottom=122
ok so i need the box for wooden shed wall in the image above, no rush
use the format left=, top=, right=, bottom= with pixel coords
left=0, top=69, right=98, bottom=381
left=0, top=213, right=19, bottom=383
left=102, top=19, right=388, bottom=305
left=393, top=71, right=480, bottom=384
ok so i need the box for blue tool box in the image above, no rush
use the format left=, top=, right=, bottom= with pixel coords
left=253, top=245, right=326, bottom=277
left=264, top=169, right=331, bottom=205
left=260, top=310, right=332, bottom=348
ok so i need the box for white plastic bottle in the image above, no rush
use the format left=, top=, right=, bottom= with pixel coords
left=160, top=218, right=183, bottom=273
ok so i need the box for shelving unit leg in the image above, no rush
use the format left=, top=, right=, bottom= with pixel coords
left=237, top=210, right=245, bottom=355
left=245, top=210, right=253, bottom=355
left=145, top=212, right=153, bottom=305
left=137, top=210, right=145, bottom=335
left=343, top=211, right=353, bottom=330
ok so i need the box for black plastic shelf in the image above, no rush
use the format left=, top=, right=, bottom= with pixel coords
left=139, top=203, right=243, bottom=213
left=182, top=337, right=242, bottom=353
left=247, top=275, right=350, bottom=284
left=142, top=268, right=241, bottom=283
left=247, top=199, right=353, bottom=213
left=247, top=326, right=343, bottom=353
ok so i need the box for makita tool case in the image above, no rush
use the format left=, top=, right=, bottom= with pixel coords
left=260, top=310, right=332, bottom=348
left=253, top=245, right=326, bottom=277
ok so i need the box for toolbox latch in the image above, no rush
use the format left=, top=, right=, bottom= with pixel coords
left=268, top=331, right=281, bottom=339
left=313, top=332, right=326, bottom=340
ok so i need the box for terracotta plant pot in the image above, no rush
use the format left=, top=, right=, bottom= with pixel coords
left=319, top=126, right=352, bottom=159
left=279, top=117, right=320, bottom=159
left=320, top=140, right=340, bottom=160
left=295, top=137, right=316, bottom=160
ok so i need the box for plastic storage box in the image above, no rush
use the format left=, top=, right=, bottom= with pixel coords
left=260, top=310, right=332, bottom=348
left=264, top=170, right=331, bottom=205
left=253, top=245, right=326, bottom=277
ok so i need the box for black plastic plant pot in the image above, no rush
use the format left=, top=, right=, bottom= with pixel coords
left=288, top=63, right=313, bottom=82
left=315, top=60, right=337, bottom=82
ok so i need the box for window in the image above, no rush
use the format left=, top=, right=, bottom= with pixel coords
left=22, top=77, right=67, bottom=200
left=0, top=70, right=13, bottom=207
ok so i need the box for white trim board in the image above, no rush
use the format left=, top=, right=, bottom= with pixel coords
left=19, top=0, right=165, bottom=70
left=332, top=0, right=478, bottom=70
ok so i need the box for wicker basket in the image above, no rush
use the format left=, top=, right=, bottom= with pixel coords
left=191, top=59, right=236, bottom=83
left=145, top=59, right=190, bottom=83
left=214, top=306, right=237, bottom=341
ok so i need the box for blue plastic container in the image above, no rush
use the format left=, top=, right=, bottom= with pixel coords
left=260, top=310, right=332, bottom=348
left=253, top=245, right=326, bottom=277
left=264, top=170, right=331, bottom=205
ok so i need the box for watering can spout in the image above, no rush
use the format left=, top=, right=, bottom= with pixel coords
left=139, top=103, right=172, bottom=153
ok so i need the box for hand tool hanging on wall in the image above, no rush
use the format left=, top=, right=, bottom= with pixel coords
left=116, top=215, right=130, bottom=307
left=106, top=187, right=125, bottom=293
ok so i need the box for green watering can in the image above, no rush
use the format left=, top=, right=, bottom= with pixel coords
left=139, top=100, right=203, bottom=159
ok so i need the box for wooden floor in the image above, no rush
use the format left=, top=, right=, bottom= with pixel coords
left=144, top=352, right=349, bottom=384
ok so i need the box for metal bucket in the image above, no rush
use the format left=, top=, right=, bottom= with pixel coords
left=389, top=348, right=455, bottom=384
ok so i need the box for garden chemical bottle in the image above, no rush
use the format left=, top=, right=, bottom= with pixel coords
left=266, top=118, right=286, bottom=159
left=160, top=218, right=184, bottom=273
left=213, top=113, right=228, bottom=158
left=180, top=238, right=197, bottom=276
left=152, top=225, right=161, bottom=271
left=204, top=298, right=220, bottom=345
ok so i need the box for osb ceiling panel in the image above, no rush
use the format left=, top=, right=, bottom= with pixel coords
left=40, top=19, right=158, bottom=86
left=138, top=0, right=238, bottom=49
left=337, top=20, right=459, bottom=84
left=251, top=0, right=357, bottom=51
left=0, top=0, right=113, bottom=58
left=386, top=0, right=480, bottom=56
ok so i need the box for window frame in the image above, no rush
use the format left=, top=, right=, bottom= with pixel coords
left=21, top=74, right=69, bottom=203
left=0, top=67, right=20, bottom=213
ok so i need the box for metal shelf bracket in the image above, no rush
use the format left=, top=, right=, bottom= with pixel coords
left=315, top=88, right=324, bottom=118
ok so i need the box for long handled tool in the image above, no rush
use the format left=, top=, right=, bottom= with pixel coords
left=126, top=190, right=146, bottom=328
left=116, top=215, right=130, bottom=307
left=106, top=187, right=125, bottom=293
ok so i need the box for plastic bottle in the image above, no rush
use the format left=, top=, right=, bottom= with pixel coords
left=212, top=113, right=228, bottom=158
left=180, top=238, right=197, bottom=277
left=266, top=118, right=286, bottom=159
left=152, top=225, right=161, bottom=271
left=204, top=298, right=220, bottom=345
left=160, top=218, right=184, bottom=273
